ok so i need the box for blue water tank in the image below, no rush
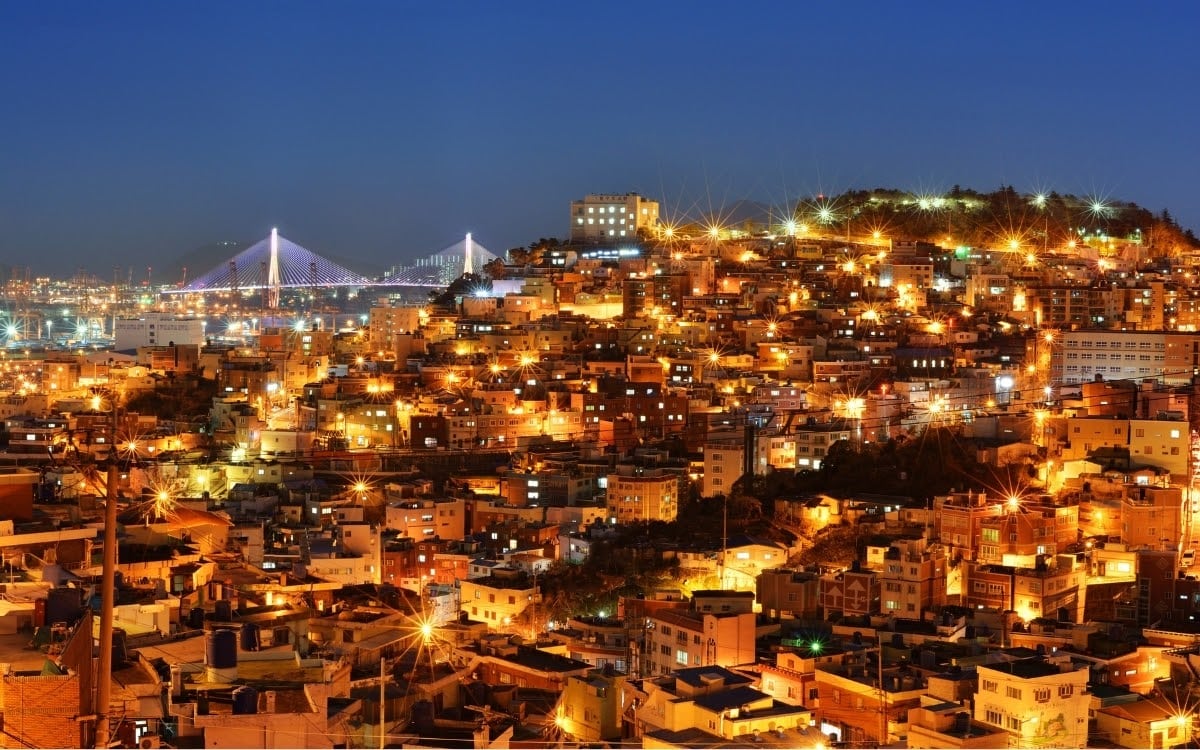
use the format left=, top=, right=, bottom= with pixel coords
left=241, top=622, right=260, bottom=652
left=188, top=606, right=205, bottom=630
left=46, top=587, right=82, bottom=625
left=214, top=599, right=233, bottom=622
left=111, top=628, right=128, bottom=664
left=206, top=628, right=237, bottom=669
left=232, top=686, right=258, bottom=715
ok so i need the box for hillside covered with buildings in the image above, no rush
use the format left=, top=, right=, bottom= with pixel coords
left=1, top=186, right=1200, bottom=748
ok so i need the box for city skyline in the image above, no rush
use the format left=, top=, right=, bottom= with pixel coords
left=6, top=6, right=1200, bottom=745
left=3, top=2, right=1200, bottom=277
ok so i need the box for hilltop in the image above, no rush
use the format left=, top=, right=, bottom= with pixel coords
left=791, top=186, right=1198, bottom=255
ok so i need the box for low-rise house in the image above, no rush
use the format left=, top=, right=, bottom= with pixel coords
left=756, top=568, right=822, bottom=620
left=459, top=569, right=537, bottom=628
left=625, top=665, right=820, bottom=748
left=558, top=666, right=626, bottom=743
left=1095, top=698, right=1194, bottom=749
left=907, top=697, right=1009, bottom=749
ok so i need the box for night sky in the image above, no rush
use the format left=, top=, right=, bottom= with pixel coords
left=3, top=2, right=1199, bottom=278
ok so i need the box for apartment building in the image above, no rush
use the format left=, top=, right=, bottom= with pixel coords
left=964, top=554, right=1086, bottom=623
left=756, top=569, right=821, bottom=620
left=791, top=420, right=854, bottom=470
left=819, top=563, right=880, bottom=618
left=879, top=537, right=948, bottom=617
left=1031, top=285, right=1121, bottom=330
left=384, top=498, right=466, bottom=540
left=1056, top=330, right=1200, bottom=385
left=114, top=312, right=205, bottom=351
left=975, top=497, right=1079, bottom=568
left=815, top=652, right=926, bottom=746
left=964, top=271, right=1013, bottom=312
left=973, top=656, right=1090, bottom=748
left=640, top=606, right=756, bottom=677
left=605, top=469, right=680, bottom=524
left=702, top=441, right=744, bottom=498
left=367, top=305, right=423, bottom=350
left=1060, top=415, right=1189, bottom=477
left=558, top=668, right=625, bottom=743
left=1121, top=485, right=1182, bottom=550
left=934, top=492, right=1005, bottom=561
left=570, top=192, right=660, bottom=242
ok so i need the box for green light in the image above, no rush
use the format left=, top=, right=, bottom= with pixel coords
left=810, top=640, right=823, bottom=653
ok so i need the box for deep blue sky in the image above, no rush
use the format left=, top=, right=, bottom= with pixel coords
left=3, top=2, right=1199, bottom=278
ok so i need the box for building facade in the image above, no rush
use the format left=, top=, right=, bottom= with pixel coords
left=570, top=193, right=660, bottom=242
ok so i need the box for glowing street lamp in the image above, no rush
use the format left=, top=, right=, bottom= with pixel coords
left=155, top=488, right=174, bottom=518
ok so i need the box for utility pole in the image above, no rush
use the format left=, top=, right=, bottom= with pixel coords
left=878, top=642, right=887, bottom=746
left=95, top=403, right=118, bottom=748
left=719, top=493, right=728, bottom=590
left=379, top=658, right=386, bottom=750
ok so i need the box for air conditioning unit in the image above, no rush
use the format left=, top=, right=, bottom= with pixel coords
left=139, top=736, right=161, bottom=750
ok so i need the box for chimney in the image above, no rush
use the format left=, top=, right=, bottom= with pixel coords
left=473, top=722, right=489, bottom=749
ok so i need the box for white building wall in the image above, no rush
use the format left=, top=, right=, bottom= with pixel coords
left=114, top=313, right=205, bottom=351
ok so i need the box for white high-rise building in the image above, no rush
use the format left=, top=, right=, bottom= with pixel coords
left=570, top=192, right=659, bottom=241
left=1055, top=329, right=1200, bottom=385
left=114, top=313, right=205, bottom=351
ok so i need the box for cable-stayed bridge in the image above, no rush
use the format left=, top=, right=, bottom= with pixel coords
left=382, top=233, right=500, bottom=287
left=166, top=231, right=499, bottom=295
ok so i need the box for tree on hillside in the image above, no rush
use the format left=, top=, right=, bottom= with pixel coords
left=483, top=257, right=507, bottom=280
left=428, top=273, right=489, bottom=308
